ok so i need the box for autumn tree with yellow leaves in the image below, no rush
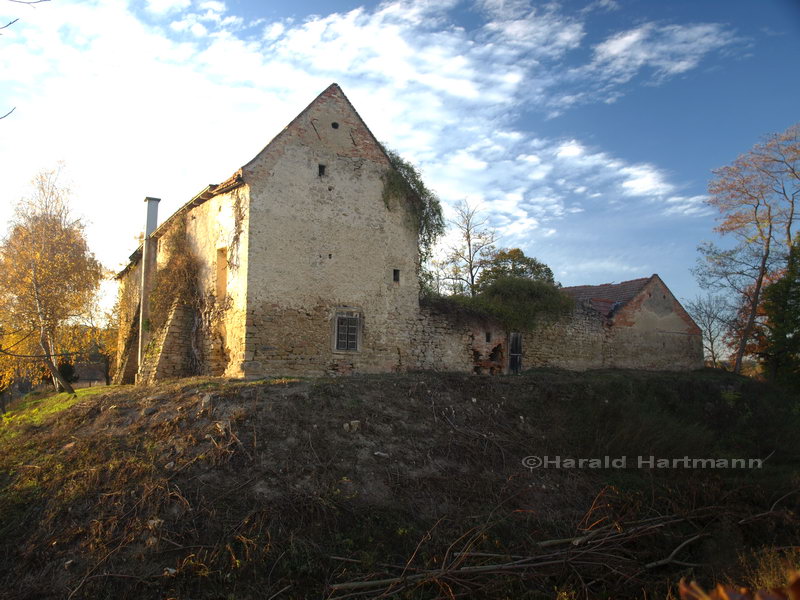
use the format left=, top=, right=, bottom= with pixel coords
left=0, top=167, right=102, bottom=395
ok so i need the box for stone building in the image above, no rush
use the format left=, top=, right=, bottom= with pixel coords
left=525, top=275, right=703, bottom=371
left=114, top=84, right=702, bottom=383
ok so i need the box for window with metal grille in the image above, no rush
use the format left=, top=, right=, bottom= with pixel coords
left=335, top=314, right=359, bottom=351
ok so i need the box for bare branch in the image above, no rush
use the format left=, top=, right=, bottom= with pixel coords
left=0, top=17, right=19, bottom=30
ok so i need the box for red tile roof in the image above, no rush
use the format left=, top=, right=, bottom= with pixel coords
left=562, top=276, right=654, bottom=317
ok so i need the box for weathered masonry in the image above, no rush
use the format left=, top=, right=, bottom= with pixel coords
left=114, top=84, right=703, bottom=383
left=525, top=275, right=703, bottom=371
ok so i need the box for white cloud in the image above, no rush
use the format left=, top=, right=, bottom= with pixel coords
left=145, top=0, right=191, bottom=15
left=588, top=22, right=737, bottom=85
left=0, top=0, right=732, bottom=304
left=479, top=2, right=585, bottom=58
left=556, top=141, right=583, bottom=158
left=619, top=164, right=673, bottom=197
left=263, top=21, right=286, bottom=40
left=663, top=195, right=712, bottom=216
left=198, top=1, right=226, bottom=12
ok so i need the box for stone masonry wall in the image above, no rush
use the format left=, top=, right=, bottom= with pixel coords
left=113, top=261, right=142, bottom=384
left=137, top=303, right=195, bottom=384
left=180, top=188, right=250, bottom=378
left=603, top=278, right=703, bottom=370
left=520, top=278, right=703, bottom=372
left=407, top=281, right=703, bottom=374
left=408, top=307, right=475, bottom=372
left=240, top=84, right=421, bottom=378
left=523, top=304, right=607, bottom=371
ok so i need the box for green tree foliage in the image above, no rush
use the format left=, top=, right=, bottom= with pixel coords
left=474, top=276, right=572, bottom=331
left=476, top=248, right=555, bottom=291
left=381, top=147, right=445, bottom=285
left=427, top=276, right=572, bottom=332
left=760, top=241, right=800, bottom=387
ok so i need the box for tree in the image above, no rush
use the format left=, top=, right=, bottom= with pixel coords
left=441, top=200, right=497, bottom=297
left=759, top=239, right=800, bottom=386
left=382, top=147, right=445, bottom=290
left=476, top=248, right=555, bottom=291
left=0, top=167, right=103, bottom=394
left=685, top=293, right=732, bottom=369
left=472, top=276, right=572, bottom=331
left=696, top=123, right=799, bottom=373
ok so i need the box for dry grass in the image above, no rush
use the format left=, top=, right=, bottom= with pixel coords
left=0, top=370, right=796, bottom=599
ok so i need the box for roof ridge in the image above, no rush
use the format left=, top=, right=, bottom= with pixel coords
left=562, top=275, right=652, bottom=290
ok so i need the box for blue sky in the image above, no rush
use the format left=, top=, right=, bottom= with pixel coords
left=1, top=0, right=798, bottom=304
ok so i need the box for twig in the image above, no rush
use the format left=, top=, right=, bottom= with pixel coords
left=738, top=488, right=799, bottom=524
left=644, top=534, right=707, bottom=570
left=67, top=539, right=128, bottom=600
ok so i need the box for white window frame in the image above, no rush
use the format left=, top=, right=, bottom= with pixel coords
left=333, top=309, right=361, bottom=352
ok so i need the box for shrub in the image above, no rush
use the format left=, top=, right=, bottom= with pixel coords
left=423, top=277, right=573, bottom=331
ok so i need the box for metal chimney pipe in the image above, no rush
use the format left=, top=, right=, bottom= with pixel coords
left=144, top=196, right=160, bottom=237
left=137, top=197, right=161, bottom=375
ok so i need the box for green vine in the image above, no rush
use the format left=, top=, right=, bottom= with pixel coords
left=149, top=219, right=200, bottom=334
left=148, top=218, right=230, bottom=374
left=380, top=145, right=445, bottom=273
left=227, top=189, right=244, bottom=272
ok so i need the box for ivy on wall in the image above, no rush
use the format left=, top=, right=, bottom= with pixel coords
left=148, top=218, right=230, bottom=374
left=380, top=146, right=445, bottom=280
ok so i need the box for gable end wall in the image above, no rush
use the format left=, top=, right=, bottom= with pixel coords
left=239, top=85, right=421, bottom=377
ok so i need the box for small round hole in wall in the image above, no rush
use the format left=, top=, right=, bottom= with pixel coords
left=331, top=122, right=339, bottom=129
left=328, top=186, right=333, bottom=191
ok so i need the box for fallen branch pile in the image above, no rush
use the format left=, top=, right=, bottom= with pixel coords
left=327, top=501, right=795, bottom=599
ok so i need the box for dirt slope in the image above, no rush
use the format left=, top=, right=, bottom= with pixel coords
left=0, top=370, right=797, bottom=599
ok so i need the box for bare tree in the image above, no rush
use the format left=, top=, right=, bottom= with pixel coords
left=697, top=123, right=799, bottom=373
left=440, top=200, right=497, bottom=297
left=685, top=293, right=732, bottom=368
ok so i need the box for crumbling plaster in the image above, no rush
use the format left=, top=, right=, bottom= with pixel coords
left=239, top=85, right=420, bottom=377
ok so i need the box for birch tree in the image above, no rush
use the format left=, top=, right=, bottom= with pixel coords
left=0, top=167, right=102, bottom=394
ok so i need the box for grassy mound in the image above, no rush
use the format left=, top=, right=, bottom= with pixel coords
left=0, top=370, right=798, bottom=599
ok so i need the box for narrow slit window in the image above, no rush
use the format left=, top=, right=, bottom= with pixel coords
left=485, top=332, right=492, bottom=343
left=393, top=269, right=400, bottom=282
left=318, top=164, right=326, bottom=177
